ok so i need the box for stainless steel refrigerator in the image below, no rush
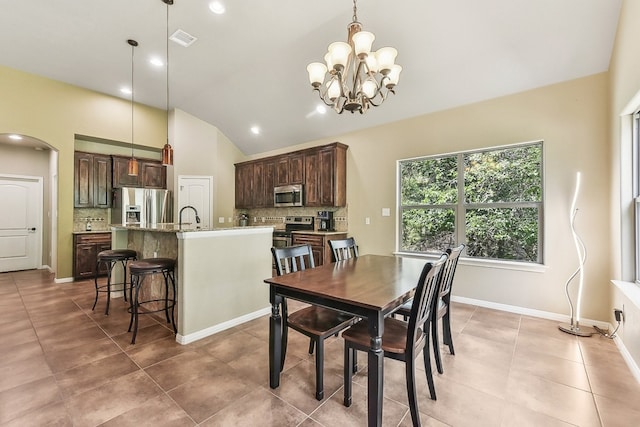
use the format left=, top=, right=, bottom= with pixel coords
left=112, top=187, right=173, bottom=225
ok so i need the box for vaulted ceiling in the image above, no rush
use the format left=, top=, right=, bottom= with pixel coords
left=0, top=0, right=622, bottom=154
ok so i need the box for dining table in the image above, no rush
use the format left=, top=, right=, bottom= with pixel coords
left=264, top=254, right=428, bottom=427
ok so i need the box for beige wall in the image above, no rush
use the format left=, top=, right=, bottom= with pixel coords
left=0, top=65, right=166, bottom=279
left=609, top=0, right=640, bottom=368
left=250, top=73, right=611, bottom=322
left=171, top=109, right=245, bottom=227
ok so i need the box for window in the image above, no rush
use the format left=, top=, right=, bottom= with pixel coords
left=633, top=112, right=640, bottom=282
left=399, top=142, right=544, bottom=263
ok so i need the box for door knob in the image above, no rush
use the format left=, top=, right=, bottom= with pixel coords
left=29, top=227, right=36, bottom=231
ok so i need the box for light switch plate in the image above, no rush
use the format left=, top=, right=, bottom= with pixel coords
left=382, top=208, right=391, bottom=217
left=218, top=217, right=225, bottom=223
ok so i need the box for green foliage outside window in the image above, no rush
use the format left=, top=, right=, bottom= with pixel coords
left=399, top=143, right=543, bottom=263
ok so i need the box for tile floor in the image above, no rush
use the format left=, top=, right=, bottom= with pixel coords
left=1, top=269, right=640, bottom=426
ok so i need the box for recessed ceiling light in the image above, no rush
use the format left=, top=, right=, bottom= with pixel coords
left=150, top=57, right=164, bottom=67
left=120, top=87, right=132, bottom=95
left=8, top=134, right=22, bottom=140
left=250, top=126, right=260, bottom=135
left=209, top=1, right=226, bottom=14
left=316, top=105, right=327, bottom=114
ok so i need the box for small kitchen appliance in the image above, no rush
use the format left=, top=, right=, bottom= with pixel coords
left=317, top=211, right=335, bottom=231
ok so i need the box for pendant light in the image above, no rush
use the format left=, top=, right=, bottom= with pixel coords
left=161, top=0, right=174, bottom=166
left=127, top=39, right=139, bottom=176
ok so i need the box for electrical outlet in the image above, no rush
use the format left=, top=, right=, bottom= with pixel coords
left=365, top=217, right=371, bottom=225
left=614, top=308, right=624, bottom=322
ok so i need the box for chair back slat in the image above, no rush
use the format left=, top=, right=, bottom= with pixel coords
left=406, top=254, right=447, bottom=350
left=271, top=245, right=315, bottom=276
left=329, top=237, right=359, bottom=262
left=437, top=244, right=464, bottom=302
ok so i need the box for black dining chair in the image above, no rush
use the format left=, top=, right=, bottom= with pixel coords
left=395, top=244, right=465, bottom=374
left=342, top=254, right=447, bottom=426
left=329, top=237, right=359, bottom=261
left=271, top=244, right=357, bottom=400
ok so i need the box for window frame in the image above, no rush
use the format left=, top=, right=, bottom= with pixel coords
left=397, top=141, right=545, bottom=264
left=632, top=111, right=640, bottom=284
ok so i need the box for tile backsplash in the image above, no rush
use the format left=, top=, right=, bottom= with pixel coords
left=73, top=208, right=110, bottom=232
left=237, top=206, right=348, bottom=232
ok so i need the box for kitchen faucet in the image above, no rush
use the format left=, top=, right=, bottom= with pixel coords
left=178, top=205, right=201, bottom=227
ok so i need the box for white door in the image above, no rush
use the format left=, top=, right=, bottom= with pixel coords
left=177, top=176, right=212, bottom=228
left=0, top=175, right=42, bottom=272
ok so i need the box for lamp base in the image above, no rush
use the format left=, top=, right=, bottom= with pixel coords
left=558, top=323, right=595, bottom=337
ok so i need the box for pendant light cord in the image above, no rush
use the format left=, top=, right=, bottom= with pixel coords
left=166, top=0, right=170, bottom=146
left=129, top=40, right=136, bottom=158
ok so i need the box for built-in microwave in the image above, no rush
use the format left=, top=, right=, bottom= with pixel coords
left=274, top=184, right=303, bottom=207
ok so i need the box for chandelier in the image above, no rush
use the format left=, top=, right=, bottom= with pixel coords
left=306, top=0, right=402, bottom=114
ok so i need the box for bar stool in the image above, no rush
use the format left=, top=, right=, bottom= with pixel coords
left=127, top=258, right=177, bottom=344
left=93, top=249, right=138, bottom=315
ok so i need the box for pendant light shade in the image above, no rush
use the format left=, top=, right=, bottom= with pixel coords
left=127, top=39, right=138, bottom=176
left=161, top=0, right=174, bottom=166
left=162, top=143, right=173, bottom=165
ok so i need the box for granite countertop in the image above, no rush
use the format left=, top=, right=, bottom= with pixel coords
left=72, top=230, right=112, bottom=235
left=110, top=224, right=275, bottom=233
left=291, top=230, right=348, bottom=235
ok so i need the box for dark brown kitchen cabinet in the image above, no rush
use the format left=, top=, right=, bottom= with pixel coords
left=235, top=142, right=347, bottom=209
left=112, top=155, right=166, bottom=189
left=304, top=143, right=347, bottom=207
left=276, top=153, right=304, bottom=186
left=74, top=152, right=112, bottom=208
left=254, top=159, right=276, bottom=207
left=141, top=161, right=166, bottom=189
left=235, top=162, right=254, bottom=209
left=112, top=155, right=141, bottom=188
left=73, top=233, right=111, bottom=279
left=291, top=232, right=347, bottom=266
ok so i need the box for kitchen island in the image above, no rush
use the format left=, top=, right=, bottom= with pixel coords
left=111, top=224, right=273, bottom=344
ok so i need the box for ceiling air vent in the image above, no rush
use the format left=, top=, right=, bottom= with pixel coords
left=169, top=29, right=197, bottom=47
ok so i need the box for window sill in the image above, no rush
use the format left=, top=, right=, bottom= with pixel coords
left=611, top=280, right=640, bottom=311
left=393, top=251, right=548, bottom=273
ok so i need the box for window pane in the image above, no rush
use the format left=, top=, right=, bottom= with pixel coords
left=401, top=208, right=456, bottom=252
left=465, top=144, right=542, bottom=203
left=400, top=156, right=457, bottom=205
left=466, top=207, right=539, bottom=262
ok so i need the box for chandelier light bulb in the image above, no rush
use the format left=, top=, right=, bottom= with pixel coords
left=386, top=65, right=402, bottom=87
left=328, top=42, right=352, bottom=71
left=365, top=55, right=379, bottom=73
left=376, top=47, right=398, bottom=74
left=307, top=62, right=328, bottom=87
left=362, top=78, right=378, bottom=99
left=327, top=79, right=341, bottom=100
left=352, top=31, right=375, bottom=58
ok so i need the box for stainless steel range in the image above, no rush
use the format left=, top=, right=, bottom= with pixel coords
left=272, top=216, right=314, bottom=249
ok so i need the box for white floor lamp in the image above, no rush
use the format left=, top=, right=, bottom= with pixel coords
left=559, top=171, right=594, bottom=336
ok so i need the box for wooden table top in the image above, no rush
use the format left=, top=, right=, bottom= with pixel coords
left=264, top=254, right=428, bottom=313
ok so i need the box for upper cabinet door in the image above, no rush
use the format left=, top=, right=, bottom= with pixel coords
left=74, top=152, right=94, bottom=208
left=93, top=154, right=112, bottom=208
left=141, top=161, right=166, bottom=189
left=112, top=155, right=141, bottom=188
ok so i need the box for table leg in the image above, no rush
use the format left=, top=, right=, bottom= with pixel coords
left=269, top=291, right=283, bottom=389
left=368, top=313, right=384, bottom=427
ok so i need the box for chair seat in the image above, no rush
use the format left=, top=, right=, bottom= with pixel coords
left=288, top=306, right=355, bottom=338
left=97, top=249, right=137, bottom=261
left=342, top=317, right=424, bottom=354
left=129, top=258, right=175, bottom=274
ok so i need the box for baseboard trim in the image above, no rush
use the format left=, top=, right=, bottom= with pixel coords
left=176, top=306, right=271, bottom=345
left=54, top=276, right=74, bottom=284
left=614, top=335, right=640, bottom=384
left=451, top=295, right=611, bottom=329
